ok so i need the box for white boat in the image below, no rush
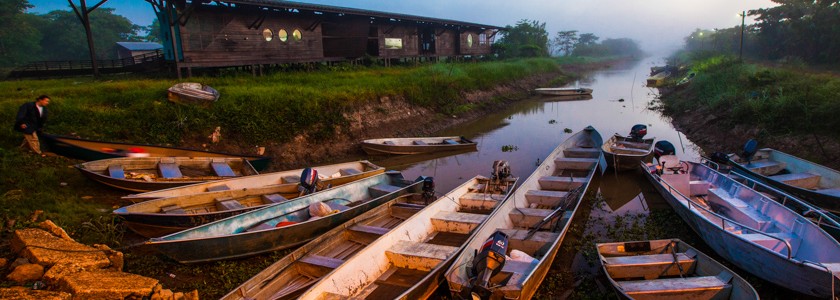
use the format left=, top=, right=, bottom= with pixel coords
left=444, top=126, right=603, bottom=299
left=597, top=239, right=758, bottom=299
left=533, top=87, right=593, bottom=96
left=602, top=132, right=655, bottom=171
left=259, top=171, right=517, bottom=300
left=642, top=157, right=840, bottom=298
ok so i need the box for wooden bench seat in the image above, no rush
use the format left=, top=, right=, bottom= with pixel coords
left=385, top=240, right=459, bottom=271
left=459, top=193, right=504, bottom=210
left=708, top=188, right=772, bottom=230
left=525, top=190, right=568, bottom=207
left=160, top=204, right=185, bottom=214
left=158, top=161, right=183, bottom=179
left=499, top=229, right=561, bottom=255
left=563, top=147, right=600, bottom=158
left=261, top=193, right=288, bottom=204
left=554, top=157, right=598, bottom=170
left=443, top=139, right=459, bottom=145
left=211, top=161, right=236, bottom=177
left=368, top=184, right=402, bottom=198
left=215, top=197, right=246, bottom=211
left=413, top=140, right=428, bottom=145
left=610, top=147, right=651, bottom=155
left=617, top=274, right=732, bottom=299
left=604, top=251, right=697, bottom=280
left=299, top=254, right=345, bottom=277
left=107, top=165, right=125, bottom=179
left=538, top=176, right=586, bottom=191
left=431, top=211, right=487, bottom=234
left=509, top=207, right=553, bottom=229
left=338, top=168, right=362, bottom=176
left=282, top=175, right=301, bottom=184
left=348, top=224, right=391, bottom=244
left=205, top=184, right=230, bottom=192
left=738, top=233, right=800, bottom=257
left=744, top=160, right=786, bottom=175
left=768, top=172, right=821, bottom=189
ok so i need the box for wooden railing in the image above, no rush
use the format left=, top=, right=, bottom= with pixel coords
left=7, top=50, right=165, bottom=78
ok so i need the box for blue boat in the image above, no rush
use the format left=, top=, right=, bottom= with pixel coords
left=145, top=171, right=424, bottom=263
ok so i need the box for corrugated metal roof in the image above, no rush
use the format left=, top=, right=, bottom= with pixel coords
left=116, top=42, right=164, bottom=51
left=203, top=0, right=502, bottom=29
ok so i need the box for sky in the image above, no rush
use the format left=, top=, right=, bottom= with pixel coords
left=28, top=0, right=778, bottom=55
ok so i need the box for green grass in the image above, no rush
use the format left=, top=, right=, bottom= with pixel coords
left=660, top=55, right=840, bottom=137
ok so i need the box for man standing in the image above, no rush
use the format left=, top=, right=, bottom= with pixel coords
left=14, top=95, right=50, bottom=155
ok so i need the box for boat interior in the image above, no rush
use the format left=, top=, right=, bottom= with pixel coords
left=656, top=158, right=840, bottom=264
left=380, top=138, right=464, bottom=146
left=337, top=177, right=515, bottom=299
left=598, top=239, right=750, bottom=300
left=237, top=193, right=430, bottom=300
left=446, top=141, right=599, bottom=298
left=51, top=135, right=232, bottom=157
left=606, top=135, right=654, bottom=156
left=737, top=149, right=840, bottom=195
left=87, top=157, right=253, bottom=181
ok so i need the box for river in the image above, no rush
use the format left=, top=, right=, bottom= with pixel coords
left=369, top=57, right=807, bottom=299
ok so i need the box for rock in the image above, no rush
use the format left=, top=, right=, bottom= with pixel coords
left=57, top=269, right=159, bottom=299
left=12, top=228, right=109, bottom=269
left=160, top=289, right=174, bottom=300
left=42, top=263, right=85, bottom=286
left=29, top=210, right=44, bottom=223
left=93, top=244, right=124, bottom=271
left=38, top=220, right=73, bottom=241
left=0, top=287, right=71, bottom=300
left=184, top=290, right=199, bottom=300
left=174, top=292, right=185, bottom=300
left=10, top=257, right=30, bottom=269
left=7, top=263, right=45, bottom=283
left=0, top=258, right=7, bottom=270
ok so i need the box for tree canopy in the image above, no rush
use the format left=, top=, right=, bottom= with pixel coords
left=493, top=19, right=550, bottom=58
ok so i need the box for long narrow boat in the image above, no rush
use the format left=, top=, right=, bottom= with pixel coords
left=145, top=171, right=423, bottom=263
left=361, top=136, right=477, bottom=155
left=728, top=148, right=840, bottom=214
left=445, top=126, right=603, bottom=299
left=602, top=133, right=655, bottom=171
left=540, top=94, right=593, bottom=102
left=75, top=157, right=258, bottom=192
left=533, top=87, right=593, bottom=96
left=167, top=82, right=220, bottom=106
left=115, top=162, right=385, bottom=237
left=642, top=157, right=840, bottom=298
left=228, top=172, right=517, bottom=300
left=41, top=134, right=270, bottom=171
left=597, top=239, right=758, bottom=300
left=123, top=160, right=383, bottom=200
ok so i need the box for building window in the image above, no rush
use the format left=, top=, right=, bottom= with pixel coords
left=263, top=29, right=273, bottom=41
left=467, top=34, right=474, bottom=48
left=479, top=33, right=487, bottom=45
left=292, top=29, right=302, bottom=41
left=278, top=29, right=288, bottom=42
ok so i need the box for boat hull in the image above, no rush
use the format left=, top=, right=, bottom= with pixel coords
left=146, top=173, right=421, bottom=263
left=534, top=88, right=593, bottom=96
left=361, top=136, right=477, bottom=155
left=41, top=134, right=270, bottom=171
left=602, top=134, right=654, bottom=171
left=642, top=163, right=838, bottom=297
left=75, top=157, right=257, bottom=192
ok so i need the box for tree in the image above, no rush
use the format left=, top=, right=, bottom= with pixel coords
left=0, top=0, right=41, bottom=67
left=38, top=8, right=141, bottom=61
left=144, top=17, right=161, bottom=43
left=553, top=30, right=578, bottom=56
left=494, top=19, right=549, bottom=58
left=750, top=0, right=840, bottom=64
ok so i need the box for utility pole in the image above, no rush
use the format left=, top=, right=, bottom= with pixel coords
left=739, top=10, right=746, bottom=61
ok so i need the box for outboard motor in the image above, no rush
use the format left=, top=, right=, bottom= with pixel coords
left=491, top=160, right=511, bottom=182
left=298, top=168, right=320, bottom=196
left=653, top=140, right=676, bottom=159
left=742, top=139, right=758, bottom=164
left=469, top=231, right=509, bottom=300
left=710, top=152, right=730, bottom=165
left=421, top=176, right=435, bottom=203
left=628, top=124, right=648, bottom=142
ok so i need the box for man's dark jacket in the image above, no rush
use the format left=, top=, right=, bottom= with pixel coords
left=14, top=102, right=47, bottom=134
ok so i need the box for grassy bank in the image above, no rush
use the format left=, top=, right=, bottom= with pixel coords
left=660, top=55, right=840, bottom=138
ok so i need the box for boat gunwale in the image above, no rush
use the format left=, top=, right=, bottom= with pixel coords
left=43, top=133, right=267, bottom=160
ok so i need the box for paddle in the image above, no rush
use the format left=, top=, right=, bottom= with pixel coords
left=524, top=184, right=585, bottom=240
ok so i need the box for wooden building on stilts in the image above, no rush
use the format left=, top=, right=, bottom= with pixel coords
left=145, top=0, right=501, bottom=78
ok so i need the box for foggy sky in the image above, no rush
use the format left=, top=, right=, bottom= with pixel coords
left=29, top=0, right=778, bottom=56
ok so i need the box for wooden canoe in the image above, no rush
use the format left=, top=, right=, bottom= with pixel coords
left=123, top=160, right=383, bottom=200
left=114, top=161, right=385, bottom=237
left=539, top=94, right=593, bottom=102
left=297, top=174, right=518, bottom=300
left=75, top=157, right=258, bottom=192
left=597, top=239, right=758, bottom=300
left=145, top=172, right=423, bottom=263
left=40, top=134, right=270, bottom=171
left=361, top=136, right=477, bottom=155
left=602, top=133, right=655, bottom=171
left=445, top=126, right=603, bottom=299
left=642, top=158, right=840, bottom=298
left=230, top=174, right=517, bottom=300
left=728, top=148, right=840, bottom=214
left=167, top=82, right=220, bottom=106
left=533, top=87, right=593, bottom=96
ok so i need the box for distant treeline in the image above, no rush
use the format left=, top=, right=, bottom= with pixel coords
left=681, top=0, right=839, bottom=65
left=492, top=20, right=643, bottom=59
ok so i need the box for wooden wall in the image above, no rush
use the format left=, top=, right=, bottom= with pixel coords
left=435, top=29, right=458, bottom=56
left=459, top=29, right=494, bottom=56
left=377, top=24, right=419, bottom=58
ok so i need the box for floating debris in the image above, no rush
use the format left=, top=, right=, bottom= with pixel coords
left=563, top=128, right=573, bottom=133
left=549, top=119, right=557, bottom=124
left=501, top=145, right=519, bottom=152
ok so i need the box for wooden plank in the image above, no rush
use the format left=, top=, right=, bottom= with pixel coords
left=368, top=184, right=402, bottom=198
left=160, top=204, right=185, bottom=214
left=538, top=176, right=586, bottom=191
left=158, top=163, right=183, bottom=179
left=525, top=190, right=567, bottom=207
left=215, top=198, right=246, bottom=211
left=617, top=275, right=728, bottom=293
left=107, top=165, right=125, bottom=179
left=430, top=211, right=487, bottom=234
left=554, top=157, right=597, bottom=170
left=262, top=193, right=287, bottom=204
left=509, top=207, right=553, bottom=229
left=563, top=147, right=600, bottom=158
left=338, top=168, right=361, bottom=176
left=385, top=241, right=458, bottom=271
left=604, top=253, right=696, bottom=280
left=206, top=184, right=230, bottom=192
left=211, top=162, right=236, bottom=177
